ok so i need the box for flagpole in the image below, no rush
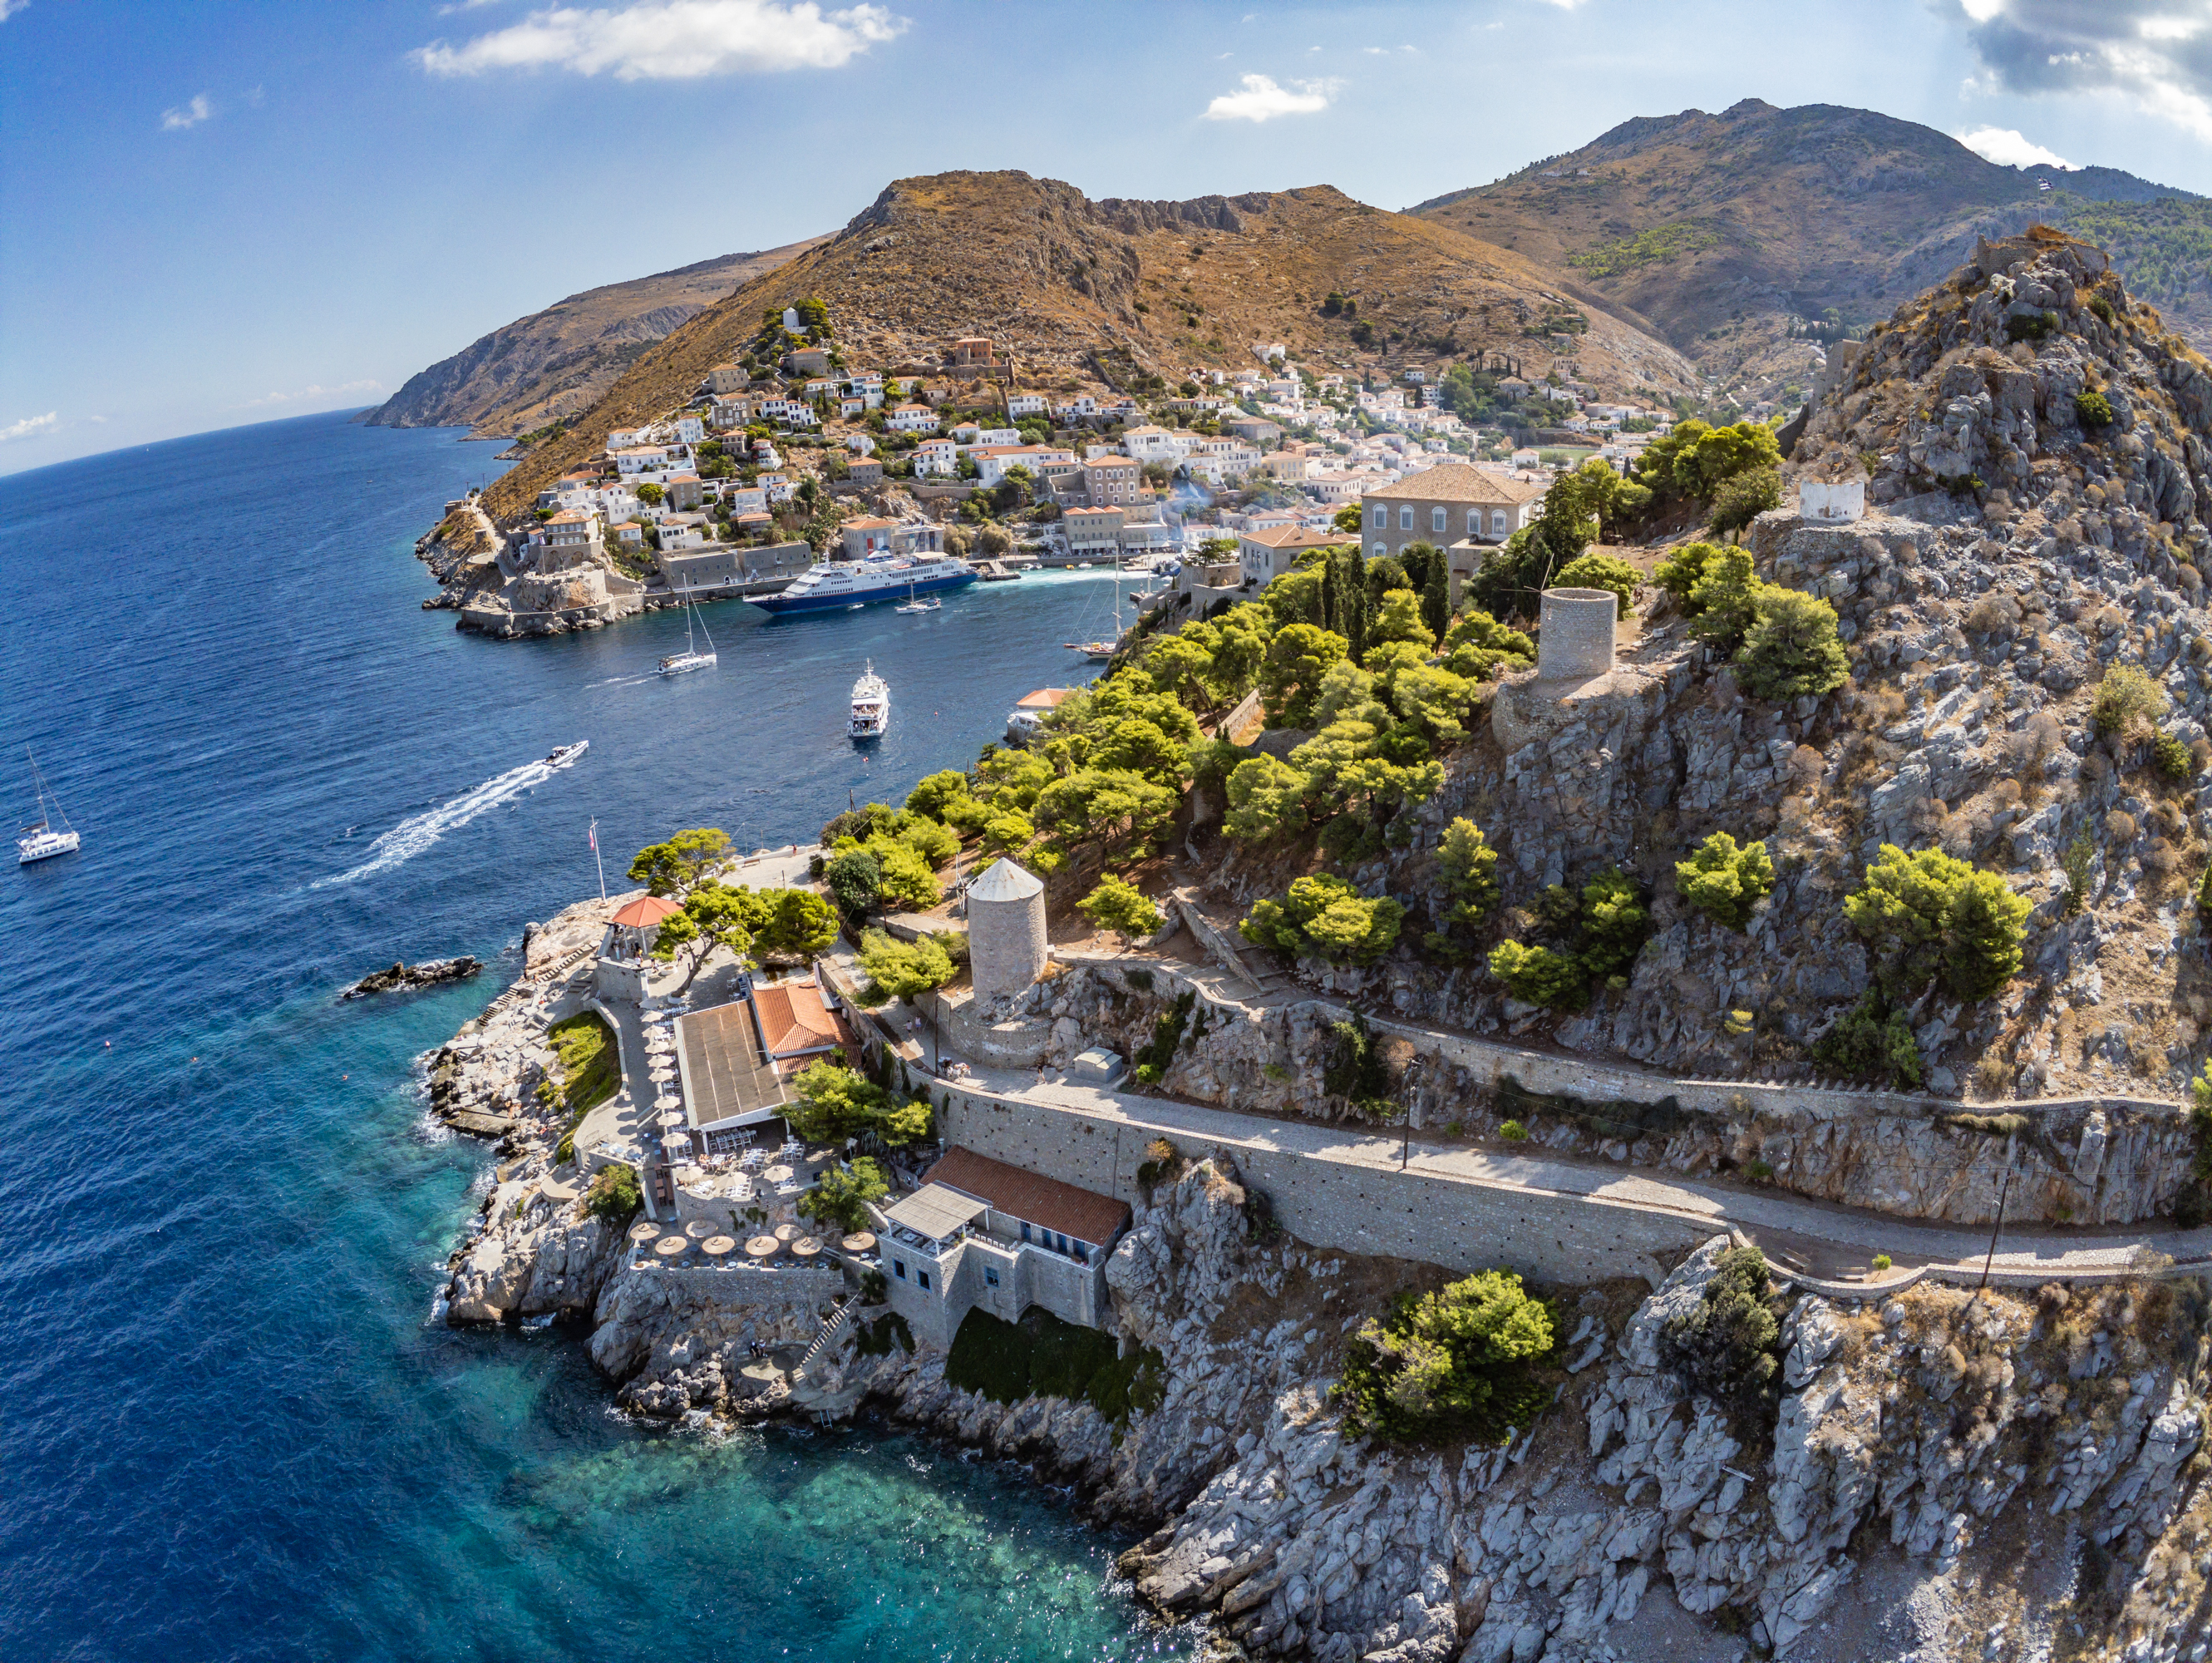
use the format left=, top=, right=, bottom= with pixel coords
left=591, top=818, right=608, bottom=901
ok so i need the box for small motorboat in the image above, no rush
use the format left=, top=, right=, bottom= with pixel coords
left=849, top=661, right=890, bottom=741
left=545, top=742, right=589, bottom=769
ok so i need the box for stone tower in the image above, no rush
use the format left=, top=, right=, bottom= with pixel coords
left=967, top=858, right=1047, bottom=1006
left=1537, top=587, right=1617, bottom=680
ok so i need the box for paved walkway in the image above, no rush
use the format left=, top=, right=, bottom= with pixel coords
left=929, top=1059, right=2212, bottom=1287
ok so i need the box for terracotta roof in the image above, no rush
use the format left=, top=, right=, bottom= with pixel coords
left=609, top=894, right=682, bottom=928
left=752, top=980, right=847, bottom=1058
left=1364, top=463, right=1544, bottom=506
left=924, top=1147, right=1131, bottom=1248
left=1014, top=687, right=1073, bottom=710
left=1244, top=526, right=1347, bottom=550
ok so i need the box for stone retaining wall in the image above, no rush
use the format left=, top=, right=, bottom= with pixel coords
left=934, top=1088, right=1707, bottom=1287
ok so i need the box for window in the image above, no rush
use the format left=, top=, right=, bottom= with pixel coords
left=894, top=1259, right=907, bottom=1281
left=917, top=1270, right=931, bottom=1291
left=1491, top=509, right=1508, bottom=536
left=1467, top=509, right=1480, bottom=537
left=1020, top=1221, right=1032, bottom=1243
left=1371, top=503, right=1387, bottom=528
left=1057, top=1233, right=1070, bottom=1255
left=1372, top=541, right=1387, bottom=560
left=984, top=1266, right=1000, bottom=1288
left=1431, top=506, right=1446, bottom=535
left=1398, top=506, right=1413, bottom=530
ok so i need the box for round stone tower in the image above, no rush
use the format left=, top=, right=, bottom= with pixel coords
left=966, top=857, right=1047, bottom=1006
left=1537, top=587, right=1618, bottom=680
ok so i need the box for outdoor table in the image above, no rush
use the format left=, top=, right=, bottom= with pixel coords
left=746, top=1235, right=779, bottom=1258
left=629, top=1221, right=662, bottom=1243
left=653, top=1236, right=688, bottom=1257
left=702, top=1236, right=735, bottom=1257
left=841, top=1232, right=876, bottom=1255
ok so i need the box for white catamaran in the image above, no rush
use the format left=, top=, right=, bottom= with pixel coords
left=849, top=661, right=890, bottom=741
left=658, top=585, right=717, bottom=676
left=17, top=748, right=80, bottom=865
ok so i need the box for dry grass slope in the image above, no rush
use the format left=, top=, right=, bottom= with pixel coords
left=483, top=170, right=1700, bottom=518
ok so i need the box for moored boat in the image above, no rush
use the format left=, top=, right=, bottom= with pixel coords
left=751, top=553, right=975, bottom=616
left=17, top=747, right=80, bottom=866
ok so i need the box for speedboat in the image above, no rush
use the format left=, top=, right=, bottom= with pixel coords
left=17, top=747, right=80, bottom=865
left=849, top=662, right=889, bottom=740
left=545, top=742, right=589, bottom=768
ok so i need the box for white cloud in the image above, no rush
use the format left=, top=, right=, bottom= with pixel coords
left=0, top=412, right=58, bottom=443
left=1957, top=124, right=2074, bottom=167
left=241, top=380, right=385, bottom=409
left=1947, top=0, right=2212, bottom=141
left=0, top=1, right=31, bottom=21
left=1202, top=72, right=1339, bottom=122
left=161, top=93, right=212, bottom=130
left=415, top=0, right=906, bottom=80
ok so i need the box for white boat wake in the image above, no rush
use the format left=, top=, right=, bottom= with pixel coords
left=316, top=757, right=554, bottom=887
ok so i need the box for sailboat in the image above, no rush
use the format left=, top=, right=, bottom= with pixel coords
left=894, top=578, right=941, bottom=615
left=17, top=747, right=80, bottom=865
left=1064, top=564, right=1125, bottom=660
left=658, top=584, right=717, bottom=675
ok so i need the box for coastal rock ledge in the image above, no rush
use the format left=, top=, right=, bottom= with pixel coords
left=441, top=1130, right=2212, bottom=1662
left=342, top=956, right=480, bottom=999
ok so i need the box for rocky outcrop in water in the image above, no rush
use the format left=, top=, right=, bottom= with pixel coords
left=342, top=956, right=480, bottom=999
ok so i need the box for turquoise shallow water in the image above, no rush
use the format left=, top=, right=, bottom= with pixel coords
left=0, top=411, right=1192, bottom=1663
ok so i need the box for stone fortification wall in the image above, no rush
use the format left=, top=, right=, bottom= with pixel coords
left=934, top=1090, right=1707, bottom=1286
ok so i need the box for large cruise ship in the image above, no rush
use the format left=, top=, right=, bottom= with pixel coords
left=748, top=553, right=977, bottom=616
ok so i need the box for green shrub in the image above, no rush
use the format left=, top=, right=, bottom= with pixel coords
left=1844, top=843, right=2030, bottom=1002
left=2006, top=309, right=2057, bottom=343
left=1657, top=1246, right=1781, bottom=1416
left=1946, top=1111, right=2030, bottom=1137
left=2153, top=728, right=2195, bottom=782
left=797, top=1157, right=890, bottom=1233
left=1322, top=1013, right=1395, bottom=1113
left=858, top=928, right=954, bottom=999
left=1812, top=990, right=1925, bottom=1087
left=584, top=1162, right=641, bottom=1223
left=1336, top=1271, right=1557, bottom=1444
left=1553, top=551, right=1640, bottom=613
left=855, top=1311, right=913, bottom=1355
left=1684, top=547, right=1762, bottom=650
left=1424, top=817, right=1502, bottom=960
left=823, top=847, right=881, bottom=915
left=1499, top=1118, right=1529, bottom=1141
left=2091, top=664, right=2169, bottom=739
left=1651, top=540, right=1720, bottom=611
left=1676, top=831, right=1776, bottom=928
left=1133, top=991, right=1195, bottom=1078
left=1240, top=875, right=1405, bottom=965
left=2063, top=832, right=2097, bottom=917
left=1489, top=939, right=1589, bottom=1008
left=1709, top=465, right=1782, bottom=534
left=2076, top=388, right=2114, bottom=427
left=1077, top=874, right=1163, bottom=939
left=1735, top=586, right=1850, bottom=702
left=2087, top=294, right=2116, bottom=326
left=1871, top=1252, right=1892, bottom=1272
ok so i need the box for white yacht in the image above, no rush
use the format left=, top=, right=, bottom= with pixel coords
left=544, top=741, right=589, bottom=768
left=658, top=586, right=717, bottom=675
left=849, top=662, right=890, bottom=741
left=17, top=748, right=80, bottom=865
left=751, top=552, right=974, bottom=616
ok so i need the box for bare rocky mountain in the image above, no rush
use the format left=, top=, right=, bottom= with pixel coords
left=482, top=170, right=1702, bottom=517
left=1411, top=98, right=2193, bottom=400
left=362, top=238, right=825, bottom=439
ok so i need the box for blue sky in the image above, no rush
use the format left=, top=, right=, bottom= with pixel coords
left=4, top=0, right=2210, bottom=474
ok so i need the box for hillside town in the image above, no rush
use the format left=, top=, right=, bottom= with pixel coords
left=423, top=297, right=1690, bottom=635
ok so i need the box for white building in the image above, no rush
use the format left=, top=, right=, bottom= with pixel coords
left=887, top=403, right=941, bottom=434
left=1007, top=392, right=1048, bottom=418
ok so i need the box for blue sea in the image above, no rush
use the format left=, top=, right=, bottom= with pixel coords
left=0, top=411, right=1192, bottom=1663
